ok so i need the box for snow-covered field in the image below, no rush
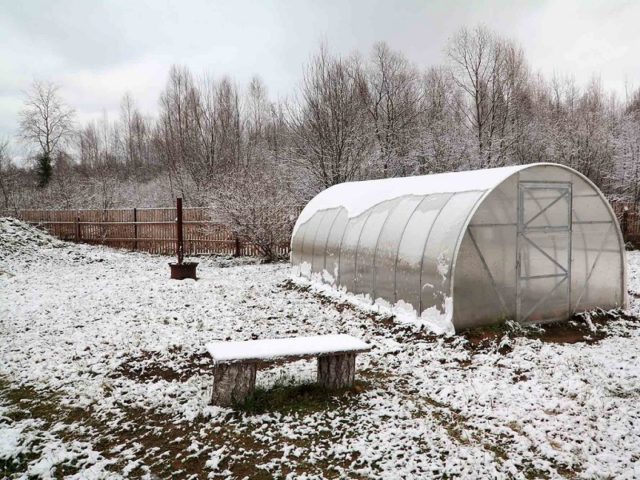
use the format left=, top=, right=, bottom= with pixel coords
left=1, top=217, right=639, bottom=479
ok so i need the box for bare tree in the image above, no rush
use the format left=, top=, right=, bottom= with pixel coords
left=364, top=42, right=423, bottom=176
left=76, top=113, right=123, bottom=209
left=287, top=46, right=372, bottom=189
left=156, top=66, right=244, bottom=205
left=413, top=67, right=471, bottom=173
left=0, top=139, right=18, bottom=212
left=613, top=113, right=640, bottom=206
left=214, top=77, right=243, bottom=168
left=19, top=80, right=75, bottom=187
left=446, top=26, right=529, bottom=167
left=244, top=76, right=272, bottom=166
left=120, top=93, right=153, bottom=176
left=157, top=65, right=205, bottom=203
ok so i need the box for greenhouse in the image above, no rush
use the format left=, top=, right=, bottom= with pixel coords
left=291, top=163, right=627, bottom=331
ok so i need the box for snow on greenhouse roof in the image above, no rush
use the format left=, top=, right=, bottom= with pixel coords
left=295, top=164, right=529, bottom=231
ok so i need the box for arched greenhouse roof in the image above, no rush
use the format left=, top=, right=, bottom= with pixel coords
left=293, top=164, right=527, bottom=234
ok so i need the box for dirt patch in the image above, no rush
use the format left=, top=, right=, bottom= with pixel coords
left=461, top=319, right=607, bottom=349
left=536, top=320, right=606, bottom=344
left=539, top=310, right=639, bottom=344
left=237, top=380, right=368, bottom=415
left=460, top=310, right=639, bottom=352
left=113, top=349, right=213, bottom=383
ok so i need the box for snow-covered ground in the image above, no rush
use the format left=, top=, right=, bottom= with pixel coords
left=1, top=218, right=639, bottom=479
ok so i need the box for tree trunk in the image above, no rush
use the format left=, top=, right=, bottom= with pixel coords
left=211, top=363, right=257, bottom=406
left=317, top=353, right=356, bottom=389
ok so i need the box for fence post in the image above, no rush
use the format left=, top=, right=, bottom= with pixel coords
left=621, top=207, right=629, bottom=242
left=133, top=208, right=138, bottom=251
left=234, top=234, right=241, bottom=257
left=74, top=215, right=80, bottom=242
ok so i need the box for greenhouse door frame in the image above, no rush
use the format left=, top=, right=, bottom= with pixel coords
left=516, top=181, right=572, bottom=323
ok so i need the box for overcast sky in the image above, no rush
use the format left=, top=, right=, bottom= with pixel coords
left=1, top=0, right=639, bottom=154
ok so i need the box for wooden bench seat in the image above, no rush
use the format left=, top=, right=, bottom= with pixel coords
left=206, top=334, right=371, bottom=406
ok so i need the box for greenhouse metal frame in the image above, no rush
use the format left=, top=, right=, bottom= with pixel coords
left=291, top=163, right=626, bottom=330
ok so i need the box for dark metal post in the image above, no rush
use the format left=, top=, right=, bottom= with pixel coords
left=170, top=197, right=197, bottom=279
left=176, top=197, right=184, bottom=264
left=133, top=208, right=138, bottom=251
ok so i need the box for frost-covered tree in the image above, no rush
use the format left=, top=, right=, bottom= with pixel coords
left=156, top=66, right=245, bottom=205
left=412, top=67, right=472, bottom=174
left=363, top=42, right=423, bottom=177
left=611, top=93, right=640, bottom=206
left=120, top=93, right=155, bottom=178
left=287, top=46, right=372, bottom=189
left=243, top=76, right=274, bottom=166
left=209, top=167, right=301, bottom=259
left=446, top=26, right=529, bottom=167
left=19, top=80, right=75, bottom=187
left=0, top=139, right=18, bottom=211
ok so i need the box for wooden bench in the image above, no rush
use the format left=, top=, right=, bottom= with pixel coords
left=206, top=334, right=371, bottom=406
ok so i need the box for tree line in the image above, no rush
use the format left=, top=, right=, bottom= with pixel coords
left=1, top=25, right=640, bottom=217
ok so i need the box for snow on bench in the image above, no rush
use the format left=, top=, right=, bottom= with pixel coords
left=206, top=334, right=370, bottom=364
left=206, top=334, right=371, bottom=406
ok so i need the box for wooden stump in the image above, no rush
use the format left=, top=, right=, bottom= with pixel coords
left=317, top=353, right=356, bottom=389
left=211, top=363, right=257, bottom=406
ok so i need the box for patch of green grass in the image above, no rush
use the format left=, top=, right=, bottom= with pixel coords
left=237, top=378, right=367, bottom=415
left=463, top=318, right=543, bottom=337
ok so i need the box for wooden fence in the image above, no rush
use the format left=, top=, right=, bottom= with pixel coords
left=13, top=207, right=302, bottom=257
left=3, top=201, right=639, bottom=256
left=613, top=202, right=640, bottom=247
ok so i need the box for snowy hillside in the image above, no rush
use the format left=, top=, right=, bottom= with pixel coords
left=1, top=218, right=639, bottom=479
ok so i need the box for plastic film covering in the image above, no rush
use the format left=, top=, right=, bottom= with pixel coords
left=373, top=196, right=425, bottom=302
left=292, top=163, right=625, bottom=330
left=299, top=210, right=325, bottom=274
left=353, top=199, right=401, bottom=296
left=338, top=211, right=373, bottom=292
left=455, top=176, right=519, bottom=329
left=570, top=173, right=623, bottom=312
left=290, top=220, right=306, bottom=273
left=420, top=191, right=484, bottom=314
left=324, top=209, right=348, bottom=283
left=312, top=209, right=340, bottom=275
left=394, top=194, right=453, bottom=311
left=518, top=164, right=572, bottom=184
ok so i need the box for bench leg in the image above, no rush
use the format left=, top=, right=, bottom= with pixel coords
left=211, top=363, right=257, bottom=407
left=317, top=353, right=356, bottom=389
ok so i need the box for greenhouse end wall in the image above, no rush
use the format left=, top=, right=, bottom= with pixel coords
left=291, top=164, right=626, bottom=331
